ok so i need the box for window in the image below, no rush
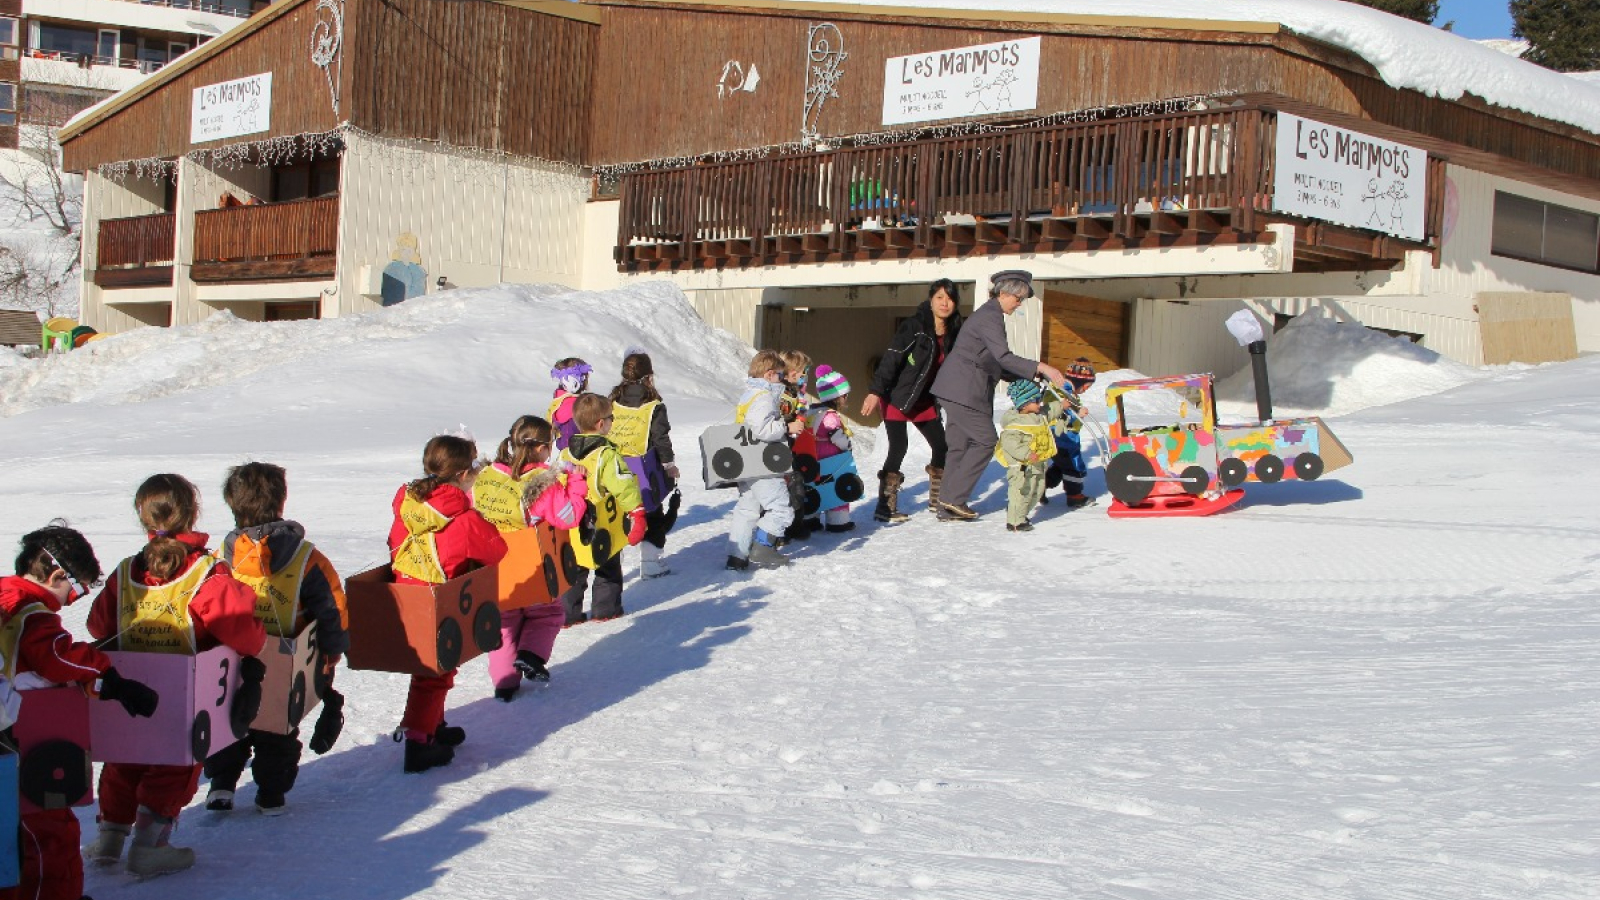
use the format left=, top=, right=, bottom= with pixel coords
left=36, top=24, right=98, bottom=59
left=272, top=156, right=341, bottom=202
left=0, top=17, right=17, bottom=46
left=0, top=83, right=15, bottom=127
left=169, top=41, right=188, bottom=63
left=97, top=29, right=120, bottom=64
left=1492, top=191, right=1600, bottom=274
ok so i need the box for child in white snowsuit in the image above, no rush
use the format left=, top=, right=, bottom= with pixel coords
left=726, top=350, right=804, bottom=569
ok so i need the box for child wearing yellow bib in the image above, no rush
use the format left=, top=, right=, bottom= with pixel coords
left=606, top=351, right=680, bottom=579
left=85, top=474, right=267, bottom=878
left=475, top=416, right=589, bottom=702
left=548, top=357, right=591, bottom=452
left=558, top=394, right=647, bottom=625
left=996, top=380, right=1064, bottom=533
left=203, top=462, right=348, bottom=816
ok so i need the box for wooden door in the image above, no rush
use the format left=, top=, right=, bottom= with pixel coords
left=1041, top=290, right=1128, bottom=370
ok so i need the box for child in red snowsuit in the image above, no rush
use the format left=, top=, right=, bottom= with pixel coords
left=84, top=474, right=267, bottom=878
left=389, top=434, right=507, bottom=772
left=1, top=525, right=159, bottom=900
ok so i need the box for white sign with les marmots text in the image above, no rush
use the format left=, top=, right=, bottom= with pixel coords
left=1273, top=112, right=1426, bottom=241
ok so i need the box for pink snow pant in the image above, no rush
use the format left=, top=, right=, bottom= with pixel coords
left=488, top=603, right=565, bottom=689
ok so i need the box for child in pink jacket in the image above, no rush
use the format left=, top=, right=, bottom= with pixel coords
left=477, top=415, right=590, bottom=701
left=810, top=365, right=857, bottom=533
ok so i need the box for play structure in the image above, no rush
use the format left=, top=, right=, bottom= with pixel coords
left=40, top=317, right=100, bottom=352
left=1102, top=372, right=1353, bottom=518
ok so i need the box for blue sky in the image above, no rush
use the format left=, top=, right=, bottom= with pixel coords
left=1437, top=0, right=1514, bottom=39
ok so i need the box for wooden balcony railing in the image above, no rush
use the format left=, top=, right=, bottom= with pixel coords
left=192, top=195, right=339, bottom=282
left=94, top=213, right=175, bottom=288
left=616, top=107, right=1438, bottom=273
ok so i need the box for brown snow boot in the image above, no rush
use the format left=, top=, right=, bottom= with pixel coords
left=874, top=471, right=911, bottom=524
left=924, top=465, right=944, bottom=514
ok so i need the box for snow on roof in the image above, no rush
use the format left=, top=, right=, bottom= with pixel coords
left=819, top=0, right=1600, bottom=136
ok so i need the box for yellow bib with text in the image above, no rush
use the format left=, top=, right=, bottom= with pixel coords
left=561, top=448, right=627, bottom=568
left=609, top=401, right=658, bottom=458
left=474, top=465, right=533, bottom=533
left=994, top=421, right=1055, bottom=467
left=0, top=602, right=47, bottom=681
left=118, top=555, right=213, bottom=655
left=232, top=541, right=314, bottom=638
left=392, top=496, right=450, bottom=584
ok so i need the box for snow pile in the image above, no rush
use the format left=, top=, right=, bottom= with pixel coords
left=836, top=0, right=1600, bottom=134
left=0, top=282, right=750, bottom=418
left=1213, top=312, right=1486, bottom=418
left=1478, top=39, right=1529, bottom=58
left=0, top=344, right=23, bottom=368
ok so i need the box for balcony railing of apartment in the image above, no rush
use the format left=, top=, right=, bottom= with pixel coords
left=94, top=212, right=175, bottom=288
left=616, top=106, right=1443, bottom=274
left=192, top=195, right=339, bottom=282
left=24, top=49, right=185, bottom=74
left=111, top=0, right=251, bottom=18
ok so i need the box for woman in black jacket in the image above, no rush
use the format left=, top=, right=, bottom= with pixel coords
left=860, top=279, right=963, bottom=522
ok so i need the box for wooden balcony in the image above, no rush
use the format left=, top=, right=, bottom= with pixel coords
left=192, top=196, right=339, bottom=283
left=616, top=107, right=1442, bottom=274
left=95, top=213, right=175, bottom=288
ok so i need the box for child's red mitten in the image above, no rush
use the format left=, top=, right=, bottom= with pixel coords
left=626, top=508, right=648, bottom=546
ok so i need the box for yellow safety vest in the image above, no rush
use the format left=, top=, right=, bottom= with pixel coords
left=561, top=447, right=627, bottom=568
left=474, top=465, right=534, bottom=533
left=118, top=555, right=214, bottom=655
left=609, top=401, right=659, bottom=458
left=231, top=540, right=314, bottom=638
left=0, top=602, right=47, bottom=680
left=994, top=420, right=1056, bottom=467
left=734, top=395, right=758, bottom=424
left=391, top=495, right=451, bottom=584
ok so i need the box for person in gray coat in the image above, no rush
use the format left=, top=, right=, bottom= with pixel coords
left=929, top=270, right=1065, bottom=521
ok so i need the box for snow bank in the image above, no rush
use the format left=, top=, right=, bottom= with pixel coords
left=835, top=0, right=1600, bottom=135
left=1212, top=312, right=1486, bottom=419
left=0, top=282, right=751, bottom=418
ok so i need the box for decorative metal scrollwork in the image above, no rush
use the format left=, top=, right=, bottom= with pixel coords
left=802, top=23, right=846, bottom=143
left=310, top=0, right=345, bottom=115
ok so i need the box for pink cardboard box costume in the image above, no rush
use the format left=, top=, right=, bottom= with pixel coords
left=252, top=622, right=330, bottom=735
left=345, top=565, right=502, bottom=677
left=88, top=644, right=248, bottom=766
left=13, top=686, right=92, bottom=814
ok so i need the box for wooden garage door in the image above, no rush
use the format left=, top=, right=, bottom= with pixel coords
left=1042, top=290, right=1128, bottom=371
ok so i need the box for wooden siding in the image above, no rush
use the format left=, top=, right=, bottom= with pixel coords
left=62, top=0, right=348, bottom=172
left=588, top=3, right=1600, bottom=196
left=193, top=195, right=339, bottom=277
left=99, top=213, right=177, bottom=268
left=345, top=0, right=595, bottom=164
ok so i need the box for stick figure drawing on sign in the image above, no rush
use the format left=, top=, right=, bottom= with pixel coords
left=1386, top=179, right=1409, bottom=232
left=966, top=70, right=1017, bottom=113
left=1361, top=179, right=1386, bottom=229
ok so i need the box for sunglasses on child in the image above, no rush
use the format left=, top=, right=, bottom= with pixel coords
left=41, top=550, right=98, bottom=601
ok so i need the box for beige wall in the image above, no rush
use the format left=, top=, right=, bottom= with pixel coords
left=78, top=170, right=175, bottom=333
left=336, top=132, right=589, bottom=315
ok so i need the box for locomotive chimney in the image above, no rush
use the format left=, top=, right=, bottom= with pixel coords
left=1225, top=310, right=1273, bottom=424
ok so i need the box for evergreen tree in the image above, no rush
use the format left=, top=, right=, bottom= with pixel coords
left=1346, top=0, right=1439, bottom=24
left=1512, top=0, right=1600, bottom=73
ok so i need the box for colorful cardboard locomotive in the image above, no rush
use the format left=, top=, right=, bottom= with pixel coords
left=252, top=623, right=331, bottom=736
left=700, top=424, right=793, bottom=489
left=13, top=686, right=92, bottom=814
left=798, top=453, right=866, bottom=517
left=494, top=526, right=581, bottom=611
left=89, top=644, right=251, bottom=765
left=346, top=565, right=503, bottom=677
left=1103, top=373, right=1352, bottom=517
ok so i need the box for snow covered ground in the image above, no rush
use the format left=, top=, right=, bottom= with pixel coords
left=3, top=283, right=1598, bottom=900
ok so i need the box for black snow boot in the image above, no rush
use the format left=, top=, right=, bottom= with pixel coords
left=874, top=470, right=911, bottom=524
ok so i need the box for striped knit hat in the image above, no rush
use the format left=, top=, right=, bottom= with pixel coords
left=1007, top=378, right=1043, bottom=409
left=813, top=365, right=850, bottom=402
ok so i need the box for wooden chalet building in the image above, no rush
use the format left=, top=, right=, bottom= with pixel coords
left=59, top=0, right=1600, bottom=395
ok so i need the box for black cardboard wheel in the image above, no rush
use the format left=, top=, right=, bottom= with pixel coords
left=803, top=486, right=822, bottom=517
left=20, top=739, right=90, bottom=809
left=1294, top=453, right=1324, bottom=481
left=473, top=602, right=503, bottom=653
left=835, top=472, right=865, bottom=503
left=191, top=710, right=212, bottom=762
left=1105, top=452, right=1156, bottom=506
left=589, top=529, right=613, bottom=565
left=1256, top=454, right=1285, bottom=483
left=287, top=671, right=308, bottom=727
left=794, top=454, right=821, bottom=482
left=436, top=618, right=463, bottom=673
left=711, top=448, right=743, bottom=480
left=1219, top=458, right=1249, bottom=487
left=542, top=552, right=560, bottom=596
left=1179, top=465, right=1210, bottom=497
left=762, top=443, right=793, bottom=474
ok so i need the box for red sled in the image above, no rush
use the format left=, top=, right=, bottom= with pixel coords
left=1107, top=489, right=1245, bottom=518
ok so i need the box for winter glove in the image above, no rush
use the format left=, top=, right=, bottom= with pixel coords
left=828, top=430, right=852, bottom=452
left=626, top=508, right=648, bottom=547
left=308, top=688, right=345, bottom=755
left=98, top=667, right=159, bottom=718
left=233, top=655, right=267, bottom=727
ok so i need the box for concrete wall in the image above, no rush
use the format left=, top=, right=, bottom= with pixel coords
left=336, top=131, right=589, bottom=315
